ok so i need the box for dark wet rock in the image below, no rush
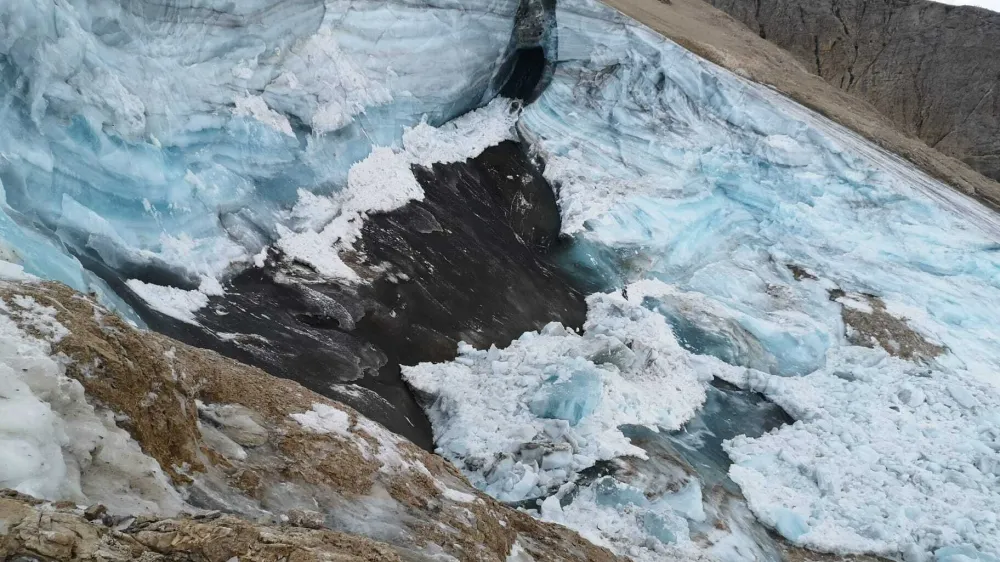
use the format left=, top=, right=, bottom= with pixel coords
left=786, top=263, right=818, bottom=281
left=707, top=0, right=1000, bottom=181
left=112, top=140, right=586, bottom=450
left=627, top=379, right=792, bottom=490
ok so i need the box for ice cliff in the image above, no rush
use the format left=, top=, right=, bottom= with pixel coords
left=410, top=0, right=1000, bottom=561
left=4, top=0, right=1000, bottom=562
left=0, top=0, right=519, bottom=305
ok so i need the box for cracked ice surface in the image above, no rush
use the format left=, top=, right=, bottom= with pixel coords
left=413, top=0, right=1000, bottom=559
left=403, top=288, right=730, bottom=502
left=0, top=0, right=517, bottom=299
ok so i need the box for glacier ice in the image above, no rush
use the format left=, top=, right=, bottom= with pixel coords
left=402, top=286, right=728, bottom=503
left=405, top=0, right=1000, bottom=558
left=513, top=0, right=1000, bottom=557
left=0, top=0, right=520, bottom=307
left=528, top=368, right=604, bottom=426
left=5, top=0, right=1000, bottom=559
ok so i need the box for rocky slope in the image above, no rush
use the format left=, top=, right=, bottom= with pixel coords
left=705, top=0, right=1000, bottom=182
left=0, top=279, right=620, bottom=562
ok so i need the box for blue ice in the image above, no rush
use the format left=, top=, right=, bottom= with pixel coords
left=0, top=0, right=518, bottom=299
left=772, top=508, right=810, bottom=542
left=936, top=545, right=1000, bottom=562
left=528, top=368, right=604, bottom=426
left=594, top=476, right=649, bottom=509
left=523, top=0, right=1000, bottom=385
left=641, top=512, right=677, bottom=545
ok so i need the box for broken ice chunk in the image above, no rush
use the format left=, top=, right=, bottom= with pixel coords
left=641, top=511, right=678, bottom=545
left=528, top=368, right=603, bottom=426
left=660, top=480, right=706, bottom=522
left=594, top=477, right=649, bottom=509
left=773, top=507, right=810, bottom=542
left=935, top=545, right=1000, bottom=562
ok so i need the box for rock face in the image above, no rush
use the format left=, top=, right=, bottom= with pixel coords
left=0, top=281, right=619, bottom=562
left=706, top=0, right=1000, bottom=182
left=0, top=490, right=402, bottom=562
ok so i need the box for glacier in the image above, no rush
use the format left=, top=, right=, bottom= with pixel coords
left=407, top=0, right=1000, bottom=561
left=4, top=0, right=1000, bottom=561
left=0, top=0, right=520, bottom=307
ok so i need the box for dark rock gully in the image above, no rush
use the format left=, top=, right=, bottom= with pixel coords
left=78, top=0, right=795, bottom=481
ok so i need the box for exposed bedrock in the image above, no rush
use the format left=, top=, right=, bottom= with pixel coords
left=706, top=0, right=1000, bottom=182
left=101, top=141, right=586, bottom=450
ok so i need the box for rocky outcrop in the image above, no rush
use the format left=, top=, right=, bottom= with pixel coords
left=706, top=0, right=1000, bottom=182
left=0, top=280, right=621, bottom=562
left=0, top=490, right=401, bottom=562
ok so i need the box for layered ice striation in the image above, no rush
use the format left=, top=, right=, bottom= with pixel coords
left=0, top=0, right=520, bottom=304
left=410, top=0, right=1000, bottom=560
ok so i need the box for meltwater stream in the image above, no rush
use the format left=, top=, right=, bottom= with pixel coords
left=4, top=0, right=1000, bottom=561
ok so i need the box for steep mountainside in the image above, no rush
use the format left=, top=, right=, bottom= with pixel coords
left=0, top=280, right=620, bottom=562
left=5, top=0, right=1000, bottom=560
left=707, top=0, right=1000, bottom=182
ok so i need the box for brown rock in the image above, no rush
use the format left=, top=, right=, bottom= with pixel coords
left=286, top=510, right=325, bottom=530
left=83, top=504, right=107, bottom=521
left=0, top=496, right=403, bottom=562
left=0, top=281, right=625, bottom=562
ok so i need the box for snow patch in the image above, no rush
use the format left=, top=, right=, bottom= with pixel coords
left=126, top=280, right=209, bottom=325
left=291, top=403, right=352, bottom=438
left=233, top=94, right=295, bottom=137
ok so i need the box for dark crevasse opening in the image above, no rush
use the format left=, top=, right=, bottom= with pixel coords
left=499, top=46, right=549, bottom=101
left=488, top=0, right=558, bottom=103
